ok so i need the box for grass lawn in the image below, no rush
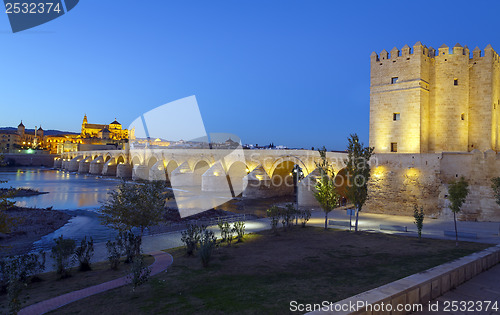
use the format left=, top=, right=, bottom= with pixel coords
left=10, top=227, right=493, bottom=314
left=0, top=254, right=154, bottom=313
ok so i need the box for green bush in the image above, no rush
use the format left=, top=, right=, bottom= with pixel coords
left=199, top=229, right=217, bottom=268
left=0, top=252, right=45, bottom=292
left=181, top=224, right=202, bottom=256
left=413, top=205, right=424, bottom=241
left=233, top=221, right=245, bottom=242
left=120, top=231, right=141, bottom=263
left=106, top=238, right=123, bottom=270
left=299, top=209, right=312, bottom=227
left=50, top=235, right=76, bottom=278
left=217, top=219, right=233, bottom=244
left=128, top=255, right=151, bottom=291
left=266, top=205, right=281, bottom=234
left=73, top=236, right=94, bottom=271
left=283, top=204, right=297, bottom=229
left=0, top=251, right=45, bottom=314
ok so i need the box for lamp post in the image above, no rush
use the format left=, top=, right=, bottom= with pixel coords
left=293, top=164, right=304, bottom=225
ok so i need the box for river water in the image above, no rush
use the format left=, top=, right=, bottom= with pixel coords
left=0, top=167, right=288, bottom=251
left=0, top=167, right=124, bottom=250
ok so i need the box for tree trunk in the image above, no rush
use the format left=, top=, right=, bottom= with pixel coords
left=324, top=211, right=328, bottom=230
left=349, top=210, right=352, bottom=231
left=454, top=212, right=458, bottom=247
left=355, top=207, right=360, bottom=232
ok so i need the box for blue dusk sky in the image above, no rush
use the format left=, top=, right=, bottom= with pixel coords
left=0, top=0, right=499, bottom=150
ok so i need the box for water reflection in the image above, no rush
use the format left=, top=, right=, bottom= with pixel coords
left=0, top=167, right=121, bottom=210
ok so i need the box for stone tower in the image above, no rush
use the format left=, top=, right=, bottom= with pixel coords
left=37, top=125, right=44, bottom=138
left=370, top=42, right=500, bottom=153
left=82, top=114, right=88, bottom=136
left=17, top=121, right=25, bottom=136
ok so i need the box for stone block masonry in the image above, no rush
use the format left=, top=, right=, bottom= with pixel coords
left=366, top=151, right=500, bottom=221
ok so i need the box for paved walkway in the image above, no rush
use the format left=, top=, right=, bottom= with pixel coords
left=310, top=208, right=500, bottom=244
left=413, top=263, right=500, bottom=314
left=18, top=251, right=173, bottom=315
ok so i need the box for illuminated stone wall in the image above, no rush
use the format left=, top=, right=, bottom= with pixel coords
left=365, top=152, right=500, bottom=221
left=370, top=43, right=500, bottom=154
left=366, top=153, right=443, bottom=217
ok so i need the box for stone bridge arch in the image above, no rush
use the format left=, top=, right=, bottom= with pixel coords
left=131, top=155, right=142, bottom=167
left=193, top=160, right=210, bottom=185
left=165, top=160, right=179, bottom=182
left=269, top=155, right=312, bottom=178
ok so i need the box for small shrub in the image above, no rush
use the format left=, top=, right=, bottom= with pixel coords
left=6, top=275, right=25, bottom=315
left=199, top=229, right=217, bottom=268
left=217, top=219, right=233, bottom=244
left=225, top=222, right=234, bottom=246
left=106, top=238, right=123, bottom=270
left=284, top=204, right=296, bottom=229
left=128, top=255, right=151, bottom=291
left=0, top=252, right=45, bottom=293
left=181, top=224, right=202, bottom=256
left=0, top=251, right=45, bottom=314
left=120, top=231, right=141, bottom=263
left=266, top=205, right=281, bottom=234
left=233, top=221, right=245, bottom=242
left=299, top=209, right=312, bottom=227
left=413, top=205, right=424, bottom=241
left=50, top=235, right=76, bottom=278
left=73, top=236, right=94, bottom=271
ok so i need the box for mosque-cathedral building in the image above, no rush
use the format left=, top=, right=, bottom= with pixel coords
left=80, top=114, right=128, bottom=141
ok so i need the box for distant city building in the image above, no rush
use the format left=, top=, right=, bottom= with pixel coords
left=0, top=121, right=46, bottom=153
left=81, top=115, right=128, bottom=141
left=1, top=115, right=130, bottom=154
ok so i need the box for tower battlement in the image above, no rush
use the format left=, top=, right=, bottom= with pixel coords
left=371, top=42, right=500, bottom=62
left=370, top=42, right=500, bottom=154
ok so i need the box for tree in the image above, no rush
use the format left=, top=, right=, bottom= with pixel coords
left=491, top=177, right=500, bottom=206
left=344, top=134, right=374, bottom=232
left=313, top=147, right=340, bottom=229
left=100, top=181, right=172, bottom=235
left=413, top=205, right=424, bottom=241
left=448, top=177, right=469, bottom=247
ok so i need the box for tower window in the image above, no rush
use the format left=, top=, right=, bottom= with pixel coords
left=391, top=77, right=398, bottom=84
left=393, top=113, right=400, bottom=121
left=454, top=79, right=458, bottom=85
left=391, top=142, right=398, bottom=152
left=461, top=113, right=465, bottom=120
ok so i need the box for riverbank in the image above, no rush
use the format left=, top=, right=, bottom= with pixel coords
left=0, top=206, right=73, bottom=257
left=0, top=187, right=49, bottom=197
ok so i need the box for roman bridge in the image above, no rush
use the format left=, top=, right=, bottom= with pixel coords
left=54, top=148, right=347, bottom=203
